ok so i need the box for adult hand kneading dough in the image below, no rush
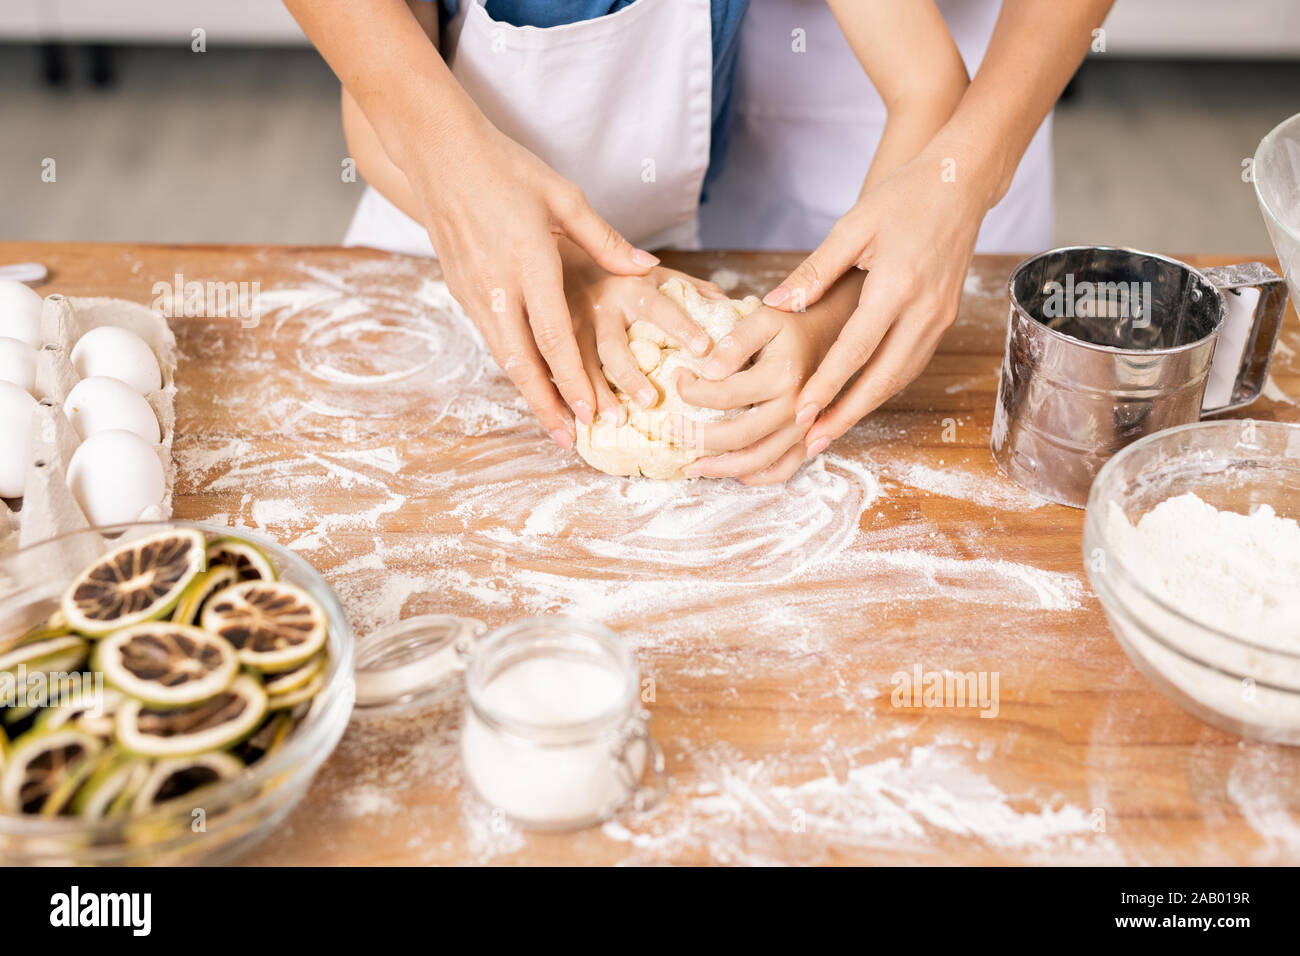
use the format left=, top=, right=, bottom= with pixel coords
left=576, top=279, right=761, bottom=480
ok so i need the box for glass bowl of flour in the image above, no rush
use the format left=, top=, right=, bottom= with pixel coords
left=1084, top=420, right=1300, bottom=744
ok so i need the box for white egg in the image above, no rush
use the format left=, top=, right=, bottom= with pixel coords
left=64, top=375, right=161, bottom=444
left=0, top=280, right=43, bottom=348
left=67, top=429, right=165, bottom=527
left=70, top=326, right=162, bottom=394
left=0, top=380, right=37, bottom=498
left=0, top=336, right=37, bottom=392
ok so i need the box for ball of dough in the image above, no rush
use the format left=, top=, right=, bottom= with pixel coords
left=576, top=278, right=760, bottom=479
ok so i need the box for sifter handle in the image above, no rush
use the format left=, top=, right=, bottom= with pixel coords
left=1200, top=262, right=1289, bottom=414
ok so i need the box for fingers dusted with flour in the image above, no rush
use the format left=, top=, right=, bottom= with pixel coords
left=696, top=309, right=782, bottom=382
left=567, top=275, right=765, bottom=480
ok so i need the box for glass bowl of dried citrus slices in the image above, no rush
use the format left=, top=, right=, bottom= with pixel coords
left=0, top=522, right=354, bottom=864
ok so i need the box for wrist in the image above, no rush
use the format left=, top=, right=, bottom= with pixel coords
left=918, top=123, right=1008, bottom=215
left=797, top=274, right=864, bottom=352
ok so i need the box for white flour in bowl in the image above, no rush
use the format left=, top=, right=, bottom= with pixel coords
left=1107, top=493, right=1300, bottom=646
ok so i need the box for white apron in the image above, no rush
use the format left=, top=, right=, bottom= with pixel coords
left=697, top=0, right=1054, bottom=253
left=344, top=0, right=714, bottom=256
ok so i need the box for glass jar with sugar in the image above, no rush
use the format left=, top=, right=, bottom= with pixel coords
left=353, top=614, right=664, bottom=830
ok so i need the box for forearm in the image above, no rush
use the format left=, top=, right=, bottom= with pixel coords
left=341, top=88, right=425, bottom=222
left=863, top=94, right=965, bottom=193
left=925, top=0, right=1115, bottom=211
left=828, top=0, right=968, bottom=193
left=283, top=0, right=485, bottom=193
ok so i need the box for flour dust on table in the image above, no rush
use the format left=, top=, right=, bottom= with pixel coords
left=177, top=254, right=1093, bottom=634
left=174, top=254, right=1129, bottom=864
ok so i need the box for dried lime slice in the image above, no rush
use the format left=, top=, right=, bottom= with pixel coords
left=201, top=581, right=327, bottom=672
left=2, top=673, right=88, bottom=732
left=1, top=606, right=70, bottom=656
left=172, top=565, right=239, bottom=627
left=132, top=751, right=245, bottom=814
left=206, top=537, right=276, bottom=582
left=33, top=686, right=124, bottom=738
left=61, top=529, right=207, bottom=637
left=0, top=635, right=89, bottom=677
left=0, top=728, right=104, bottom=814
left=267, top=668, right=327, bottom=712
left=233, top=711, right=294, bottom=765
left=115, top=674, right=267, bottom=758
left=95, top=623, right=238, bottom=708
left=262, top=651, right=326, bottom=696
left=72, top=749, right=150, bottom=819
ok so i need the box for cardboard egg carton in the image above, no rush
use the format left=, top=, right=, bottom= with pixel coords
left=0, top=294, right=177, bottom=556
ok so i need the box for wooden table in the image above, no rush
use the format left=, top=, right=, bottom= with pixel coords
left=5, top=241, right=1299, bottom=866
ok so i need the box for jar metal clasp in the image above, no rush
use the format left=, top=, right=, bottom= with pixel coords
left=611, top=709, right=668, bottom=813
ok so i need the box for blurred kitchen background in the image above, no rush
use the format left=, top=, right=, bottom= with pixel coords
left=1, top=0, right=1298, bottom=254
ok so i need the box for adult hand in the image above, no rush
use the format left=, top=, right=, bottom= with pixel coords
left=416, top=119, right=661, bottom=449
left=560, top=242, right=726, bottom=425
left=762, top=150, right=988, bottom=459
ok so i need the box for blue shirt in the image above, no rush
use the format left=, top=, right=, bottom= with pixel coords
left=437, top=1, right=750, bottom=192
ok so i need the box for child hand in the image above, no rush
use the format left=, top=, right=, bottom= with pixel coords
left=561, top=242, right=727, bottom=426
left=672, top=302, right=844, bottom=485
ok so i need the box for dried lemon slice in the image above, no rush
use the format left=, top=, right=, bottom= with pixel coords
left=267, top=668, right=326, bottom=712
left=116, top=674, right=267, bottom=758
left=71, top=749, right=150, bottom=819
left=201, top=581, right=327, bottom=672
left=61, top=529, right=207, bottom=637
left=0, top=635, right=89, bottom=678
left=0, top=728, right=104, bottom=814
left=233, top=711, right=295, bottom=765
left=132, top=751, right=245, bottom=813
left=95, top=623, right=239, bottom=708
left=262, top=651, right=326, bottom=697
left=171, top=565, right=239, bottom=627
left=33, top=686, right=124, bottom=738
left=1, top=607, right=71, bottom=656
left=206, top=537, right=276, bottom=582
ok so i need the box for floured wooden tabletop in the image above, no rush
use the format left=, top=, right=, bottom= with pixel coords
left=4, top=241, right=1299, bottom=865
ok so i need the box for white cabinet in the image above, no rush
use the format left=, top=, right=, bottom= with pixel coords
left=0, top=0, right=307, bottom=44
left=1102, top=0, right=1300, bottom=56
left=0, top=0, right=45, bottom=38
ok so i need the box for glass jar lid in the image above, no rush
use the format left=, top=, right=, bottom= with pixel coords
left=352, top=614, right=487, bottom=717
